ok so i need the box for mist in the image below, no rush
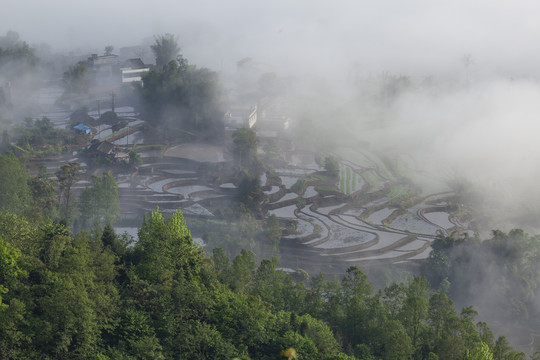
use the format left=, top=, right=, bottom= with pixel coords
left=3, top=1, right=540, bottom=244
left=3, top=0, right=538, bottom=233
left=4, top=1, right=540, bottom=77
left=372, top=78, right=540, bottom=231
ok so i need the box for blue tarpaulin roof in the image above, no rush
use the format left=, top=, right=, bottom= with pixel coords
left=74, top=124, right=91, bottom=133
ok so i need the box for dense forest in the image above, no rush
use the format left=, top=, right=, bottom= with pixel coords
left=0, top=207, right=529, bottom=360
left=423, top=230, right=540, bottom=333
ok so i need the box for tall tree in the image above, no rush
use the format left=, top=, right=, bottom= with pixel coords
left=324, top=156, right=339, bottom=177
left=340, top=267, right=373, bottom=346
left=151, top=33, right=180, bottom=68
left=0, top=152, right=31, bottom=214
left=263, top=214, right=283, bottom=249
left=104, top=45, right=114, bottom=56
left=228, top=249, right=257, bottom=293
left=427, top=292, right=459, bottom=344
left=29, top=165, right=58, bottom=220
left=56, top=162, right=84, bottom=222
left=62, top=62, right=88, bottom=94
left=140, top=57, right=223, bottom=141
left=400, top=276, right=429, bottom=356
left=466, top=342, right=494, bottom=360
left=134, top=208, right=203, bottom=283
left=232, top=127, right=258, bottom=165
left=0, top=40, right=38, bottom=80
left=235, top=172, right=266, bottom=215
left=78, top=172, right=119, bottom=230
left=32, top=229, right=118, bottom=358
left=0, top=237, right=25, bottom=310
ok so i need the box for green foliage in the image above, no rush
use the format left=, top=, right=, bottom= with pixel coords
left=229, top=249, right=257, bottom=293
left=29, top=166, right=58, bottom=220
left=56, top=161, right=84, bottom=222
left=466, top=342, right=494, bottom=360
left=291, top=173, right=328, bottom=195
left=134, top=208, right=202, bottom=282
left=0, top=151, right=31, bottom=214
left=298, top=314, right=341, bottom=358
left=236, top=172, right=266, bottom=215
left=99, top=110, right=118, bottom=125
left=0, top=216, right=118, bottom=359
left=276, top=331, right=317, bottom=359
left=264, top=214, right=283, bottom=249
left=0, top=40, right=38, bottom=80
left=78, top=172, right=120, bottom=231
left=233, top=127, right=259, bottom=167
left=0, top=213, right=37, bottom=255
left=0, top=237, right=25, bottom=310
left=104, top=46, right=114, bottom=56
left=70, top=107, right=94, bottom=126
left=422, top=229, right=540, bottom=325
left=140, top=56, right=223, bottom=141
left=492, top=336, right=526, bottom=360
left=63, top=62, right=89, bottom=94
left=0, top=207, right=523, bottom=359
left=212, top=247, right=230, bottom=281
left=10, top=117, right=79, bottom=158
left=345, top=166, right=351, bottom=194
left=117, top=307, right=165, bottom=359
left=12, top=117, right=72, bottom=156
left=151, top=34, right=180, bottom=68
left=324, top=156, right=339, bottom=177
left=128, top=150, right=141, bottom=166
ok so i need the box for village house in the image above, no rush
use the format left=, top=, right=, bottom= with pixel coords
left=85, top=54, right=149, bottom=86
left=120, top=58, right=150, bottom=84
left=223, top=105, right=258, bottom=129
left=85, top=139, right=130, bottom=164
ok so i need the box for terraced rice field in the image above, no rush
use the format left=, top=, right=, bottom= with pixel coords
left=38, top=103, right=468, bottom=273
left=423, top=211, right=455, bottom=230
left=389, top=213, right=441, bottom=235
left=124, top=145, right=461, bottom=271
left=339, top=164, right=364, bottom=195
left=303, top=186, right=318, bottom=198
left=260, top=148, right=466, bottom=271
left=366, top=208, right=395, bottom=224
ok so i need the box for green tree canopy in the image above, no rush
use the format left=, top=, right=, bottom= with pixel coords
left=56, top=162, right=84, bottom=222
left=104, top=45, right=114, bottom=56
left=29, top=165, right=58, bottom=220
left=0, top=237, right=26, bottom=310
left=62, top=62, right=88, bottom=94
left=324, top=156, right=339, bottom=177
left=140, top=57, right=224, bottom=141
left=0, top=206, right=525, bottom=360
left=151, top=33, right=180, bottom=68
left=0, top=40, right=38, bottom=81
left=78, top=171, right=120, bottom=231
left=233, top=127, right=259, bottom=167
left=0, top=152, right=31, bottom=214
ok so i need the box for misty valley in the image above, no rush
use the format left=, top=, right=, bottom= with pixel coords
left=1, top=25, right=540, bottom=360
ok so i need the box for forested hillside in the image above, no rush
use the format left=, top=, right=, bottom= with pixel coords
left=0, top=208, right=527, bottom=359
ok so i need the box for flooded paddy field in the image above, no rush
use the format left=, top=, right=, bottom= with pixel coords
left=35, top=99, right=471, bottom=273
left=423, top=211, right=455, bottom=230
left=366, top=207, right=395, bottom=224
left=114, top=143, right=465, bottom=272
